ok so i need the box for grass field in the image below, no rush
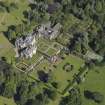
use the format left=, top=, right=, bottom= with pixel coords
left=0, top=33, right=15, bottom=62
left=47, top=48, right=57, bottom=56
left=52, top=54, right=84, bottom=92
left=0, top=96, right=16, bottom=105
left=79, top=66, right=105, bottom=105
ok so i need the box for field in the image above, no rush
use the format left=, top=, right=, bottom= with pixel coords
left=52, top=54, right=84, bottom=92
left=0, top=96, right=16, bottom=105
left=79, top=66, right=105, bottom=105
left=0, top=33, right=15, bottom=62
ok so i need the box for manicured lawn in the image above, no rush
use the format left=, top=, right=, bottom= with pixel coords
left=79, top=66, right=105, bottom=105
left=37, top=41, right=49, bottom=52
left=52, top=54, right=84, bottom=92
left=47, top=48, right=57, bottom=56
left=0, top=96, right=16, bottom=105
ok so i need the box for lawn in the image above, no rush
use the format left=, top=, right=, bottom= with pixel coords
left=37, top=41, right=49, bottom=52
left=79, top=66, right=105, bottom=105
left=0, top=33, right=15, bottom=62
left=52, top=54, right=84, bottom=92
left=47, top=48, right=57, bottom=56
left=0, top=96, right=16, bottom=105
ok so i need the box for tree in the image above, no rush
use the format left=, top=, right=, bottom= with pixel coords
left=59, top=88, right=82, bottom=105
left=84, top=90, right=104, bottom=103
left=0, top=1, right=9, bottom=12
left=95, top=1, right=103, bottom=13
left=25, top=99, right=42, bottom=105
left=8, top=3, right=18, bottom=12
left=25, top=92, right=50, bottom=105
left=69, top=32, right=88, bottom=54
left=0, top=5, right=6, bottom=12
left=93, top=92, right=104, bottom=103
left=51, top=82, right=59, bottom=89
left=35, top=93, right=49, bottom=105
left=2, top=82, right=16, bottom=98
left=37, top=71, right=50, bottom=83
left=14, top=81, right=30, bottom=105
left=43, top=88, right=57, bottom=100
